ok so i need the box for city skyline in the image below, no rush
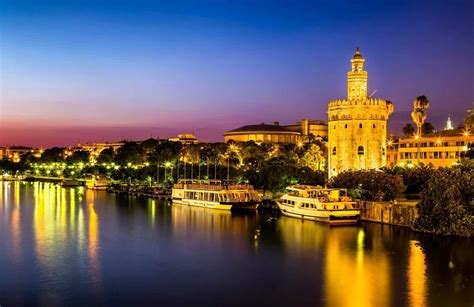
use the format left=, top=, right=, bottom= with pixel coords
left=1, top=0, right=473, bottom=147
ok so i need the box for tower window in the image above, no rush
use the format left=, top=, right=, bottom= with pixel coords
left=359, top=123, right=362, bottom=128
left=382, top=147, right=386, bottom=156
left=373, top=124, right=376, bottom=128
left=334, top=125, right=336, bottom=129
left=358, top=146, right=364, bottom=155
left=332, top=147, right=337, bottom=155
left=345, top=124, right=348, bottom=129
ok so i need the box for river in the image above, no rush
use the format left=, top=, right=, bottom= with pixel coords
left=0, top=181, right=472, bottom=306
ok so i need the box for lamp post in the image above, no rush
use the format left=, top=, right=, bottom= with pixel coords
left=415, top=134, right=420, bottom=164
left=156, top=162, right=160, bottom=184
left=227, top=154, right=230, bottom=181
left=164, top=163, right=167, bottom=185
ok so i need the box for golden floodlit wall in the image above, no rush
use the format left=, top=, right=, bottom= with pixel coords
left=328, top=48, right=393, bottom=178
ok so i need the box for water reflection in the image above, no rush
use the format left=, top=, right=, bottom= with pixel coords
left=278, top=217, right=391, bottom=306
left=0, top=182, right=472, bottom=306
left=86, top=189, right=101, bottom=285
left=408, top=240, right=427, bottom=307
left=171, top=203, right=257, bottom=245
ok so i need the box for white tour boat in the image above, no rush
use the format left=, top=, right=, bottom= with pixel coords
left=84, top=175, right=111, bottom=190
left=276, top=185, right=360, bottom=225
left=172, top=179, right=261, bottom=210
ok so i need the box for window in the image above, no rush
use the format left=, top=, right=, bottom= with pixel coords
left=359, top=123, right=362, bottom=128
left=382, top=147, right=386, bottom=156
left=345, top=124, right=348, bottom=128
left=358, top=146, right=364, bottom=155
left=373, top=124, right=376, bottom=128
left=332, top=147, right=337, bottom=155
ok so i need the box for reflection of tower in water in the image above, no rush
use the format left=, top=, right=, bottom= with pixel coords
left=277, top=217, right=391, bottom=307
left=324, top=227, right=391, bottom=307
left=407, top=240, right=427, bottom=307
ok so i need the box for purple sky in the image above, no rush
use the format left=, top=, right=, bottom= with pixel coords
left=1, top=0, right=473, bottom=147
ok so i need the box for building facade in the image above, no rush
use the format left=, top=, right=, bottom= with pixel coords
left=387, top=129, right=472, bottom=168
left=328, top=48, right=394, bottom=177
left=168, top=134, right=199, bottom=144
left=224, top=119, right=327, bottom=144
left=284, top=119, right=328, bottom=139
left=224, top=122, right=301, bottom=144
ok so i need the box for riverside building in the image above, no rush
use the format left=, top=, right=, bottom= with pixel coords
left=387, top=129, right=472, bottom=168
left=327, top=48, right=394, bottom=178
left=223, top=120, right=327, bottom=144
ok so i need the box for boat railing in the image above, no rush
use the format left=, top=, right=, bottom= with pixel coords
left=173, top=181, right=254, bottom=191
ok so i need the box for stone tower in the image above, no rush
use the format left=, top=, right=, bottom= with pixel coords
left=327, top=48, right=394, bottom=178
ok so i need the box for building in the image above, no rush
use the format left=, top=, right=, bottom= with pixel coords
left=224, top=122, right=301, bottom=144
left=327, top=48, right=394, bottom=177
left=169, top=134, right=199, bottom=144
left=284, top=119, right=328, bottom=139
left=387, top=129, right=472, bottom=168
left=444, top=117, right=454, bottom=130
left=224, top=119, right=327, bottom=144
left=0, top=146, right=40, bottom=162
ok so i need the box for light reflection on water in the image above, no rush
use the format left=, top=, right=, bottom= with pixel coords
left=0, top=181, right=472, bottom=306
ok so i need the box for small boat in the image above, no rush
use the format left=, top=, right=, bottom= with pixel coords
left=276, top=185, right=360, bottom=225
left=84, top=175, right=110, bottom=190
left=171, top=179, right=261, bottom=211
left=61, top=179, right=83, bottom=187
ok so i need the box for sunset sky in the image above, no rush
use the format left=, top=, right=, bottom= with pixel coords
left=1, top=0, right=473, bottom=147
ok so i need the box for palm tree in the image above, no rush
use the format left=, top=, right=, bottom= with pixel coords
left=411, top=95, right=430, bottom=137
left=411, top=95, right=430, bottom=164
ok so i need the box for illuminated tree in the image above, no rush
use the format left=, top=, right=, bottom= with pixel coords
left=299, top=143, right=325, bottom=171
left=411, top=95, right=430, bottom=136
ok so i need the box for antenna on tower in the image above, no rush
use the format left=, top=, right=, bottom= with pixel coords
left=369, top=89, right=377, bottom=98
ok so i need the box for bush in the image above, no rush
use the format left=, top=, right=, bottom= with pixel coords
left=329, top=170, right=405, bottom=201
left=402, top=166, right=433, bottom=194
left=413, top=160, right=474, bottom=237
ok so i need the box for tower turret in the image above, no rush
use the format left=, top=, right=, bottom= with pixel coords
left=347, top=47, right=368, bottom=99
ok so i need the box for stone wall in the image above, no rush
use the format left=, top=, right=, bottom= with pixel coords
left=358, top=200, right=419, bottom=227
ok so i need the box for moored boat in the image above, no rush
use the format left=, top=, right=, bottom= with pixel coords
left=276, top=185, right=360, bottom=225
left=61, top=179, right=83, bottom=187
left=84, top=175, right=110, bottom=190
left=171, top=179, right=261, bottom=211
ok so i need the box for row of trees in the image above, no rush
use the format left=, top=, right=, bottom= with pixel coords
left=4, top=139, right=328, bottom=195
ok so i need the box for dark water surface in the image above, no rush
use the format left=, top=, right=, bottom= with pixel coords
left=0, top=182, right=472, bottom=306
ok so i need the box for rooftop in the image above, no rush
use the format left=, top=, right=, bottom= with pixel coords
left=225, top=123, right=298, bottom=134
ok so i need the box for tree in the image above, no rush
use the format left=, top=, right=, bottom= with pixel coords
left=411, top=95, right=430, bottom=136
left=402, top=165, right=434, bottom=194
left=329, top=170, right=405, bottom=201
left=140, top=138, right=160, bottom=153
left=421, top=122, right=435, bottom=135
left=67, top=150, right=90, bottom=164
left=402, top=123, right=416, bottom=137
left=97, top=147, right=115, bottom=164
left=115, top=142, right=145, bottom=165
left=39, top=147, right=65, bottom=163
left=299, top=143, right=325, bottom=171
left=414, top=160, right=474, bottom=237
